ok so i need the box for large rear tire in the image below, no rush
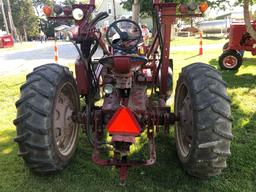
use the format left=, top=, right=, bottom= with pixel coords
left=14, top=64, right=80, bottom=173
left=174, top=63, right=232, bottom=177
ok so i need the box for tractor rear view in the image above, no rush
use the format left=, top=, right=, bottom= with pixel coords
left=14, top=0, right=232, bottom=184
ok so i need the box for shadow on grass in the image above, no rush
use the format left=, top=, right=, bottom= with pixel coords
left=194, top=36, right=225, bottom=40
left=209, top=57, right=256, bottom=70
left=0, top=129, right=16, bottom=156
left=185, top=54, right=200, bottom=60
left=209, top=58, right=256, bottom=90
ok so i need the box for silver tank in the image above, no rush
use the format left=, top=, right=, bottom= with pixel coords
left=197, top=19, right=230, bottom=34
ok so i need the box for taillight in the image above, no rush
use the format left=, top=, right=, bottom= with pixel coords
left=43, top=5, right=52, bottom=17
left=199, top=2, right=208, bottom=13
left=107, top=107, right=141, bottom=136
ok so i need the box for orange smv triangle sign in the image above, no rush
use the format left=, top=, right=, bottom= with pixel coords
left=107, top=106, right=141, bottom=136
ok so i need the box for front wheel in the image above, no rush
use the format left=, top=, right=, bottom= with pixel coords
left=14, top=64, right=80, bottom=172
left=219, top=50, right=243, bottom=70
left=174, top=63, right=233, bottom=177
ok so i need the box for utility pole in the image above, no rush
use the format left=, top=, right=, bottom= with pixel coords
left=112, top=0, right=117, bottom=21
left=0, top=0, right=10, bottom=34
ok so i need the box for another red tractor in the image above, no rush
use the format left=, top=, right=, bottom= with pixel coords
left=219, top=22, right=256, bottom=70
left=14, top=0, right=232, bottom=184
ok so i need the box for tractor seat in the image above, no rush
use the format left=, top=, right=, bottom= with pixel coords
left=99, top=55, right=148, bottom=74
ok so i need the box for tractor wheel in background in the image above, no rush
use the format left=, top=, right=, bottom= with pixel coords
left=13, top=64, right=80, bottom=173
left=219, top=50, right=243, bottom=70
left=222, top=42, right=229, bottom=51
left=174, top=63, right=232, bottom=177
left=222, top=42, right=244, bottom=57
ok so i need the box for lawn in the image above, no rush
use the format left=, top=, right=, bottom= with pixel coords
left=0, top=45, right=256, bottom=192
left=171, top=36, right=227, bottom=46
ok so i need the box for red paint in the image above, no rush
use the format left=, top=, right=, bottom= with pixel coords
left=107, top=107, right=141, bottom=135
left=113, top=56, right=147, bottom=73
left=99, top=56, right=147, bottom=74
left=75, top=59, right=89, bottom=96
left=199, top=32, right=203, bottom=55
left=43, top=6, right=52, bottom=17
left=54, top=41, right=58, bottom=63
left=0, top=35, right=14, bottom=48
left=199, top=2, right=208, bottom=13
left=228, top=22, right=256, bottom=55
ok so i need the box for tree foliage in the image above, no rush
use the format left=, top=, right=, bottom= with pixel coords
left=121, top=0, right=230, bottom=16
left=243, top=0, right=256, bottom=40
left=0, top=0, right=40, bottom=40
left=121, top=0, right=251, bottom=17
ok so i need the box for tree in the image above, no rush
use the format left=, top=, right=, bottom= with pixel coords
left=243, top=0, right=256, bottom=40
left=122, top=0, right=241, bottom=19
left=0, top=0, right=9, bottom=33
left=6, top=0, right=18, bottom=40
left=32, top=0, right=53, bottom=31
left=0, top=0, right=39, bottom=41
left=132, top=0, right=140, bottom=23
left=11, top=0, right=40, bottom=41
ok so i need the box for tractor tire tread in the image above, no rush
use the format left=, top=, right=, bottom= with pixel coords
left=25, top=141, right=50, bottom=151
left=175, top=63, right=232, bottom=178
left=13, top=132, right=31, bottom=142
left=211, top=106, right=233, bottom=121
left=26, top=102, right=49, bottom=117
left=20, top=78, right=40, bottom=91
left=31, top=85, right=51, bottom=99
left=209, top=86, right=231, bottom=102
left=14, top=64, right=78, bottom=173
left=13, top=112, right=31, bottom=125
left=17, top=150, right=30, bottom=157
left=25, top=121, right=48, bottom=135
left=15, top=93, right=36, bottom=108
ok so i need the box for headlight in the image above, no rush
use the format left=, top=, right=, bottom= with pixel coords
left=72, top=8, right=84, bottom=20
left=103, top=84, right=114, bottom=95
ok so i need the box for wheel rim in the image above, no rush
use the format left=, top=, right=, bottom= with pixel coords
left=223, top=55, right=238, bottom=68
left=53, top=82, right=78, bottom=156
left=175, top=83, right=193, bottom=158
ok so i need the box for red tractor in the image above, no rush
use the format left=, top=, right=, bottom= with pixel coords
left=14, top=0, right=232, bottom=184
left=219, top=22, right=256, bottom=70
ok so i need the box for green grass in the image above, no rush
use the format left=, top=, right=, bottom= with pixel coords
left=0, top=47, right=256, bottom=192
left=171, top=36, right=227, bottom=46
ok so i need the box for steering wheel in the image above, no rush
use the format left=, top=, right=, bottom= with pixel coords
left=106, top=19, right=142, bottom=51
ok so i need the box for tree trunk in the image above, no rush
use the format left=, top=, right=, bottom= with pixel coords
left=132, top=0, right=140, bottom=23
left=35, top=7, right=43, bottom=32
left=243, top=0, right=256, bottom=40
left=6, top=0, right=18, bottom=41
left=112, top=0, right=117, bottom=21
left=23, top=25, right=28, bottom=42
left=0, top=0, right=10, bottom=34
